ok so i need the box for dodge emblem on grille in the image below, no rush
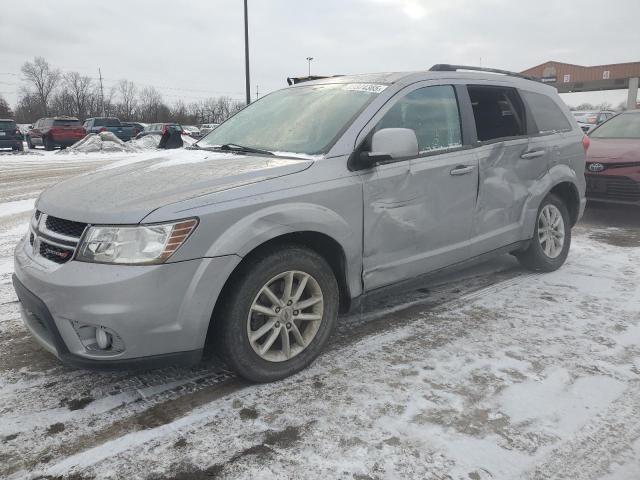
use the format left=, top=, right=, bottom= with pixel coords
left=588, top=162, right=605, bottom=172
left=43, top=247, right=70, bottom=259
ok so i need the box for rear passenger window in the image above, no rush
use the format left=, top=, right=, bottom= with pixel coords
left=467, top=86, right=526, bottom=142
left=521, top=91, right=572, bottom=134
left=375, top=85, right=462, bottom=154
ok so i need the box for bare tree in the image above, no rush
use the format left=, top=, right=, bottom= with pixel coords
left=21, top=57, right=61, bottom=115
left=117, top=79, right=137, bottom=121
left=0, top=95, right=12, bottom=118
left=138, top=86, right=165, bottom=122
left=64, top=72, right=93, bottom=119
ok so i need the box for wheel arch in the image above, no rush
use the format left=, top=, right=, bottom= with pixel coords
left=549, top=181, right=581, bottom=226
left=204, top=230, right=354, bottom=351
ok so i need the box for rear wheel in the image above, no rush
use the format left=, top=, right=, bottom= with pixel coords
left=515, top=193, right=571, bottom=272
left=216, top=245, right=339, bottom=382
left=43, top=135, right=54, bottom=151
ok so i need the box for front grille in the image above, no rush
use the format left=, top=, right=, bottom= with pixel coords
left=39, top=241, right=74, bottom=264
left=30, top=211, right=85, bottom=265
left=45, top=215, right=87, bottom=238
left=586, top=174, right=640, bottom=202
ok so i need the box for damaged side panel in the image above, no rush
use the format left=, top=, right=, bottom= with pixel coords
left=362, top=150, right=479, bottom=291
left=469, top=138, right=548, bottom=256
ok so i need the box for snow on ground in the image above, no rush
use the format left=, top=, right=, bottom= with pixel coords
left=0, top=152, right=639, bottom=479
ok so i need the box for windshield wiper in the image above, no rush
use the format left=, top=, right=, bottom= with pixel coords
left=217, top=143, right=274, bottom=156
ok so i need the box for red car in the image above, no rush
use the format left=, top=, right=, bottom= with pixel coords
left=26, top=117, right=86, bottom=150
left=585, top=110, right=640, bottom=205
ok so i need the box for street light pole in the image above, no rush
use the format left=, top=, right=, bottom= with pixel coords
left=244, top=0, right=251, bottom=105
left=306, top=56, right=314, bottom=77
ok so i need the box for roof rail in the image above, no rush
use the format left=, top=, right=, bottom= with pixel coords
left=429, top=64, right=539, bottom=82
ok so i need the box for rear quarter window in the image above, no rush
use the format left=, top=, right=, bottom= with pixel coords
left=521, top=91, right=572, bottom=134
left=0, top=120, right=16, bottom=129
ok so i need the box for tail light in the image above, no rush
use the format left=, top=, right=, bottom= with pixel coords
left=99, top=127, right=107, bottom=133
left=582, top=135, right=590, bottom=152
left=161, top=126, right=168, bottom=135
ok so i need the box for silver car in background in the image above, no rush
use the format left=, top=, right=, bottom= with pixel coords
left=199, top=123, right=219, bottom=136
left=13, top=65, right=586, bottom=382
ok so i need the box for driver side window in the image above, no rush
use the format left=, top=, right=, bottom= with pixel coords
left=375, top=85, right=462, bottom=154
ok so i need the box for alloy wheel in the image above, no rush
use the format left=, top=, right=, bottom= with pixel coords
left=247, top=270, right=324, bottom=362
left=538, top=204, right=565, bottom=259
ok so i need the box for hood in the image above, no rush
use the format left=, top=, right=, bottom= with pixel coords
left=37, top=149, right=314, bottom=224
left=587, top=138, right=640, bottom=163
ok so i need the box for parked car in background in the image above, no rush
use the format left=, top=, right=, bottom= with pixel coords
left=26, top=117, right=86, bottom=150
left=13, top=66, right=586, bottom=382
left=585, top=110, right=640, bottom=205
left=573, top=110, right=617, bottom=133
left=199, top=123, right=219, bottom=136
left=83, top=117, right=134, bottom=142
left=182, top=125, right=202, bottom=139
left=0, top=119, right=24, bottom=151
left=136, top=123, right=183, bottom=139
left=121, top=122, right=145, bottom=138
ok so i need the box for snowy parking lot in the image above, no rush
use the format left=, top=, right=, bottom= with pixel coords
left=1, top=150, right=640, bottom=480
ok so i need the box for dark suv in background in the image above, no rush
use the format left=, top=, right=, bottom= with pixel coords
left=26, top=117, right=86, bottom=150
left=136, top=123, right=183, bottom=139
left=0, top=119, right=24, bottom=151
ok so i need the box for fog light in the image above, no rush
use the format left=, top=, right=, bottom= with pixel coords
left=95, top=328, right=112, bottom=350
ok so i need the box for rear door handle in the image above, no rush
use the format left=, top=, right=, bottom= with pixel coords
left=520, top=149, right=546, bottom=160
left=450, top=165, right=475, bottom=176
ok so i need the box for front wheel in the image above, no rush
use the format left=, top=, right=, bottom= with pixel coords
left=215, top=245, right=339, bottom=382
left=515, top=193, right=571, bottom=272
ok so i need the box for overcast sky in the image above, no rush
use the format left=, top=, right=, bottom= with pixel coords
left=1, top=0, right=638, bottom=109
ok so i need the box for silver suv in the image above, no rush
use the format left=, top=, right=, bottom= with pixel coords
left=13, top=65, right=586, bottom=382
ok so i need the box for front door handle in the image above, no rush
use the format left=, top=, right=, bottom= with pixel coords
left=520, top=149, right=546, bottom=160
left=450, top=165, right=475, bottom=176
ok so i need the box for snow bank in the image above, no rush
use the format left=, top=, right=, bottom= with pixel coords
left=63, top=132, right=141, bottom=154
left=130, top=134, right=161, bottom=149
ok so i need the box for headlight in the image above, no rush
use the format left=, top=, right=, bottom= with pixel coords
left=76, top=218, right=198, bottom=265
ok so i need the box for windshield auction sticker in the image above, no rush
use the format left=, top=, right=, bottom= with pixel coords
left=343, top=83, right=388, bottom=94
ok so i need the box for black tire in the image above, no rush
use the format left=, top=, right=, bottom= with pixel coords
left=515, top=193, right=571, bottom=272
left=215, top=245, right=339, bottom=383
left=44, top=135, right=54, bottom=151
left=26, top=136, right=34, bottom=150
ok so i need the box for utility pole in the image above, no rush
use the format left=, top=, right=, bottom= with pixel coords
left=306, top=56, right=314, bottom=77
left=98, top=68, right=105, bottom=116
left=244, top=0, right=251, bottom=105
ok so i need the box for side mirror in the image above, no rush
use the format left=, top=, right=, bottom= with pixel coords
left=357, top=128, right=419, bottom=169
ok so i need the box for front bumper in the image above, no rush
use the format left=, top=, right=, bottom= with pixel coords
left=585, top=173, right=640, bottom=205
left=13, top=236, right=241, bottom=369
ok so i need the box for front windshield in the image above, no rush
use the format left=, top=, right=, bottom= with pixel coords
left=590, top=113, right=640, bottom=139
left=198, top=83, right=385, bottom=155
